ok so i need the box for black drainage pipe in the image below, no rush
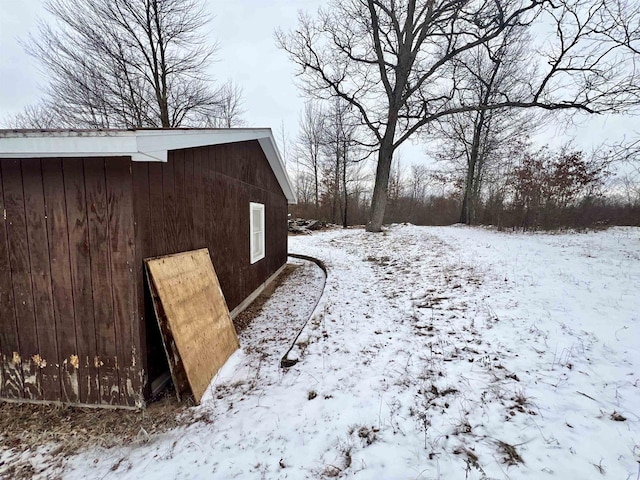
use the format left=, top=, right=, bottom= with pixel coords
left=280, top=253, right=328, bottom=368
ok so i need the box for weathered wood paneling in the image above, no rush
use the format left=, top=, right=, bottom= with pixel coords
left=21, top=159, right=61, bottom=400
left=0, top=163, right=21, bottom=399
left=84, top=159, right=119, bottom=405
left=0, top=138, right=287, bottom=407
left=132, top=162, right=151, bottom=399
left=41, top=159, right=79, bottom=404
left=63, top=158, right=99, bottom=404
left=1, top=156, right=143, bottom=407
left=192, top=148, right=205, bottom=248
left=105, top=157, right=140, bottom=407
left=2, top=160, right=40, bottom=399
left=162, top=159, right=178, bottom=255
left=132, top=139, right=288, bottom=316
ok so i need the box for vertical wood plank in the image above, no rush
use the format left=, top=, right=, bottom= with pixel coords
left=210, top=142, right=221, bottom=174
left=21, top=159, right=61, bottom=401
left=227, top=180, right=240, bottom=309
left=132, top=162, right=151, bottom=400
left=105, top=157, right=140, bottom=407
left=0, top=165, right=7, bottom=398
left=162, top=156, right=177, bottom=254
left=192, top=147, right=205, bottom=248
left=241, top=142, right=253, bottom=185
left=203, top=146, right=215, bottom=249
left=42, top=159, right=79, bottom=404
left=63, top=158, right=99, bottom=404
left=205, top=147, right=222, bottom=284
left=173, top=150, right=187, bottom=252
left=2, top=160, right=40, bottom=399
left=148, top=163, right=165, bottom=256
left=0, top=162, right=22, bottom=399
left=84, top=158, right=119, bottom=405
left=183, top=149, right=195, bottom=250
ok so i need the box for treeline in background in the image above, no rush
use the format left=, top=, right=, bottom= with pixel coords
left=287, top=102, right=639, bottom=231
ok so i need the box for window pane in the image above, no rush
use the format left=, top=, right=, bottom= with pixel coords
left=250, top=203, right=265, bottom=262
left=252, top=209, right=262, bottom=233
left=252, top=232, right=261, bottom=255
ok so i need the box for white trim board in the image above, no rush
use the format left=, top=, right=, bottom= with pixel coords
left=0, top=128, right=296, bottom=204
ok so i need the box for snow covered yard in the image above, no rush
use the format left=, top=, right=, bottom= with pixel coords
left=26, top=226, right=640, bottom=478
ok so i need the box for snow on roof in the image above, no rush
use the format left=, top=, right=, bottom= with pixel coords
left=0, top=128, right=296, bottom=204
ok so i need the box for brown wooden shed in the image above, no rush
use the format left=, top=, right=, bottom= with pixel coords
left=0, top=128, right=296, bottom=408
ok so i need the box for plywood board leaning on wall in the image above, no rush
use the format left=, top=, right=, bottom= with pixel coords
left=145, top=249, right=240, bottom=403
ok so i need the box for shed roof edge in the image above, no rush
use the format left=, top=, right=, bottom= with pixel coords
left=0, top=128, right=297, bottom=203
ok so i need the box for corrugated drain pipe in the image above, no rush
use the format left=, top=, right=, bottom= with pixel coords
left=280, top=253, right=327, bottom=368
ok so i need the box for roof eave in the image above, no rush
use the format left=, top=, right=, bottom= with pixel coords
left=0, top=128, right=297, bottom=204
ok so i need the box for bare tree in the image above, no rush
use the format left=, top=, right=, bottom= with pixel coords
left=277, top=0, right=640, bottom=232
left=408, top=164, right=431, bottom=204
left=193, top=81, right=246, bottom=128
left=616, top=171, right=640, bottom=206
left=322, top=98, right=365, bottom=227
left=295, top=101, right=326, bottom=212
left=276, top=120, right=293, bottom=168
left=605, top=133, right=640, bottom=173
left=436, top=25, right=540, bottom=224
left=294, top=170, right=317, bottom=206
left=3, top=101, right=61, bottom=129
left=24, top=0, right=241, bottom=128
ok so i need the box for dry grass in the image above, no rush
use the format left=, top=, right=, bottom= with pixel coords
left=0, top=388, right=194, bottom=478
left=610, top=411, right=627, bottom=422
left=495, top=440, right=524, bottom=466
left=453, top=445, right=486, bottom=477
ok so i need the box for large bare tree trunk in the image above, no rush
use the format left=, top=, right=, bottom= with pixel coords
left=460, top=112, right=485, bottom=224
left=367, top=143, right=394, bottom=232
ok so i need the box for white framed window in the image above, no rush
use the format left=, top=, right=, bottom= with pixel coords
left=250, top=202, right=265, bottom=264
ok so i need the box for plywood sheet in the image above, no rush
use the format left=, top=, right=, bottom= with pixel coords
left=145, top=249, right=239, bottom=403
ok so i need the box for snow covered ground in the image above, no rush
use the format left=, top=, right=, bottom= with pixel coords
left=33, top=226, right=640, bottom=478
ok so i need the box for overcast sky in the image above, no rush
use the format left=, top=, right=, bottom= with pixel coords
left=0, top=0, right=635, bottom=168
left=0, top=0, right=323, bottom=143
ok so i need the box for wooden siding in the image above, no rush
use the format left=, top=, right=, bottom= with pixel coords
left=132, top=140, right=287, bottom=310
left=132, top=140, right=288, bottom=386
left=0, top=157, right=143, bottom=407
left=0, top=138, right=289, bottom=406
